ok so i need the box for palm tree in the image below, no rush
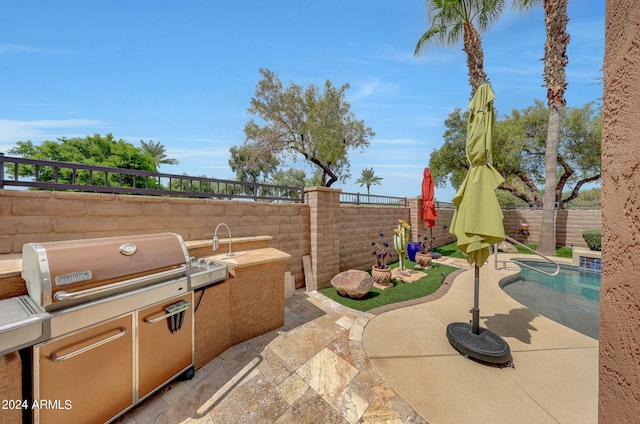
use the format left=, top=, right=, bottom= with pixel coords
left=355, top=168, right=383, bottom=195
left=414, top=0, right=505, bottom=97
left=514, top=0, right=570, bottom=255
left=140, top=140, right=179, bottom=168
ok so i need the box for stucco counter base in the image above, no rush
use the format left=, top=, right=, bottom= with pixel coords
left=194, top=247, right=291, bottom=369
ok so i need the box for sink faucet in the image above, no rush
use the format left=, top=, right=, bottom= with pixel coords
left=213, top=223, right=234, bottom=257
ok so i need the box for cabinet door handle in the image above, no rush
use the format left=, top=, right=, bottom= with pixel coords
left=143, top=302, right=191, bottom=324
left=49, top=327, right=128, bottom=362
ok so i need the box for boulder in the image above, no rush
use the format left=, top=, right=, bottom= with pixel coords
left=330, top=270, right=374, bottom=299
left=497, top=241, right=518, bottom=253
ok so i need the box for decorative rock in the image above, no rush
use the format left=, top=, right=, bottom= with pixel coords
left=330, top=270, right=374, bottom=299
left=497, top=241, right=518, bottom=253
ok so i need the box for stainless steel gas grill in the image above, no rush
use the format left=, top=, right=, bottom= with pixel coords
left=1, top=233, right=228, bottom=424
left=22, top=233, right=190, bottom=312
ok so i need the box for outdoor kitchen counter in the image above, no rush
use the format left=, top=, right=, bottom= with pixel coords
left=185, top=235, right=272, bottom=258
left=193, top=247, right=291, bottom=369
left=0, top=254, right=27, bottom=300
left=0, top=246, right=293, bottom=373
left=203, top=247, right=291, bottom=276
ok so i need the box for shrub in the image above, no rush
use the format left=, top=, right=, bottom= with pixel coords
left=582, top=229, right=601, bottom=251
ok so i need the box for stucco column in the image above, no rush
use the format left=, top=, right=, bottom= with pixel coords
left=600, top=0, right=640, bottom=420
left=407, top=197, right=421, bottom=243
left=304, top=187, right=341, bottom=289
left=0, top=352, right=21, bottom=424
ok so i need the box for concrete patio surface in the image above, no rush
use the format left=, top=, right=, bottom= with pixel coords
left=363, top=254, right=599, bottom=424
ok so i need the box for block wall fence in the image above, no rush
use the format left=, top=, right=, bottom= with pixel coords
left=1, top=188, right=600, bottom=290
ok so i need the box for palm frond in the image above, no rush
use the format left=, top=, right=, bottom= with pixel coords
left=414, top=26, right=443, bottom=56
left=512, top=0, right=542, bottom=13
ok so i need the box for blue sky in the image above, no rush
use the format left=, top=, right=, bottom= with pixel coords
left=0, top=1, right=604, bottom=201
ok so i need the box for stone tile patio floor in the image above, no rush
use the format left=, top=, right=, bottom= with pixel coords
left=114, top=292, right=419, bottom=424
left=115, top=258, right=470, bottom=424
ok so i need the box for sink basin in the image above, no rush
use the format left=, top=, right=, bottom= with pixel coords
left=187, top=260, right=228, bottom=289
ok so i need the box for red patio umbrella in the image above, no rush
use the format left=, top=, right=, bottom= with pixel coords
left=421, top=167, right=441, bottom=258
left=421, top=167, right=437, bottom=228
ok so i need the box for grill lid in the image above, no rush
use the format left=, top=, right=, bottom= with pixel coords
left=22, top=233, right=190, bottom=310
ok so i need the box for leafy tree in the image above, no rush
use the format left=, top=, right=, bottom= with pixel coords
left=429, top=102, right=601, bottom=205
left=241, top=68, right=374, bottom=187
left=140, top=140, right=179, bottom=168
left=570, top=187, right=600, bottom=203
left=8, top=134, right=157, bottom=188
left=269, top=167, right=307, bottom=188
left=428, top=108, right=471, bottom=190
left=268, top=167, right=310, bottom=200
left=228, top=144, right=279, bottom=183
left=415, top=0, right=505, bottom=97
left=355, top=168, right=383, bottom=195
left=514, top=0, right=570, bottom=254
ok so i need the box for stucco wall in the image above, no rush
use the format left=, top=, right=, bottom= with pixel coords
left=0, top=188, right=602, bottom=292
left=502, top=209, right=600, bottom=248
left=338, top=201, right=459, bottom=273
left=600, top=0, right=640, bottom=420
left=0, top=189, right=310, bottom=287
left=0, top=353, right=21, bottom=424
left=339, top=205, right=408, bottom=272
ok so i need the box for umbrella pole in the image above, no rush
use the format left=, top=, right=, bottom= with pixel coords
left=430, top=227, right=433, bottom=250
left=472, top=265, right=480, bottom=335
left=445, top=263, right=512, bottom=365
left=429, top=227, right=442, bottom=258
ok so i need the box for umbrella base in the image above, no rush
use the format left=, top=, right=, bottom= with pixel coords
left=446, top=322, right=512, bottom=365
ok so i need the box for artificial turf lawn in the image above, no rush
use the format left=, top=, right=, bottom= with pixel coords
left=322, top=241, right=572, bottom=312
left=319, top=260, right=458, bottom=312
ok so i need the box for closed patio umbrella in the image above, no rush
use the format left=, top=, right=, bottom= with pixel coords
left=422, top=167, right=437, bottom=228
left=446, top=82, right=511, bottom=365
left=421, top=167, right=440, bottom=258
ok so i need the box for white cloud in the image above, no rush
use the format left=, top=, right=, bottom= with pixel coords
left=368, top=44, right=459, bottom=65
left=0, top=43, right=72, bottom=55
left=0, top=119, right=104, bottom=144
left=168, top=146, right=232, bottom=159
left=371, top=137, right=422, bottom=146
left=348, top=78, right=400, bottom=102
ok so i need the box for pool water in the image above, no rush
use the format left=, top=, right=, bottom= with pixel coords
left=501, top=261, right=600, bottom=339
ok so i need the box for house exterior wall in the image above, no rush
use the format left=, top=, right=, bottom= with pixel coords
left=600, top=0, right=640, bottom=420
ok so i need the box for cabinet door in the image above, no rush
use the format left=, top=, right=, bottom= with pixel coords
left=137, top=292, right=193, bottom=399
left=34, top=314, right=133, bottom=424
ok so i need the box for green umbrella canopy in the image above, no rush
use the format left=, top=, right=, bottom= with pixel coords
left=449, top=83, right=505, bottom=266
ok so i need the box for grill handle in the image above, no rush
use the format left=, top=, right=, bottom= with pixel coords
left=49, top=327, right=128, bottom=362
left=144, top=301, right=191, bottom=324
left=53, top=266, right=186, bottom=301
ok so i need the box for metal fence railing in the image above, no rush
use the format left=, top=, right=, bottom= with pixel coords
left=499, top=200, right=601, bottom=210
left=434, top=201, right=456, bottom=209
left=340, top=192, right=408, bottom=207
left=338, top=194, right=456, bottom=209
left=0, top=153, right=304, bottom=203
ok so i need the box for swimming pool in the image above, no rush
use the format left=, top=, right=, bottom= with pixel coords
left=500, top=261, right=600, bottom=339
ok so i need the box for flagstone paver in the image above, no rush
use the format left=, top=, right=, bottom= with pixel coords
left=114, top=285, right=427, bottom=424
